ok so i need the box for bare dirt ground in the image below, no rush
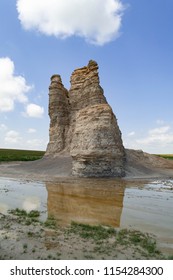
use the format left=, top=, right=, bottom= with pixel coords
left=125, top=149, right=173, bottom=179
left=0, top=156, right=72, bottom=181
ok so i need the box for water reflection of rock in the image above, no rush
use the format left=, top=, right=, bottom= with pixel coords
left=46, top=179, right=125, bottom=227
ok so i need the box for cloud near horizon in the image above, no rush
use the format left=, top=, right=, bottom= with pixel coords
left=3, top=129, right=46, bottom=150
left=124, top=124, right=173, bottom=154
left=16, top=0, right=125, bottom=45
left=0, top=57, right=32, bottom=112
left=136, top=126, right=173, bottom=145
left=5, top=130, right=22, bottom=144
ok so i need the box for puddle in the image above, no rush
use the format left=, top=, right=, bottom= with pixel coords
left=0, top=177, right=173, bottom=254
left=0, top=177, right=47, bottom=221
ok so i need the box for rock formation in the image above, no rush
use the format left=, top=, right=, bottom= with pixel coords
left=46, top=60, right=125, bottom=177
left=46, top=74, right=70, bottom=154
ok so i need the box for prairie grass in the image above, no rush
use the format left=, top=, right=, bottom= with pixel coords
left=67, top=223, right=162, bottom=258
left=9, top=208, right=40, bottom=218
left=68, top=222, right=115, bottom=241
left=44, top=215, right=57, bottom=229
left=155, top=154, right=173, bottom=160
left=116, top=229, right=160, bottom=255
left=0, top=148, right=45, bottom=161
left=8, top=208, right=40, bottom=225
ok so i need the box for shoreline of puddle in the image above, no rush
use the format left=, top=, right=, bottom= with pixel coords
left=0, top=176, right=173, bottom=255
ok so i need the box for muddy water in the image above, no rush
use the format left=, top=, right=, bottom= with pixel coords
left=0, top=177, right=173, bottom=254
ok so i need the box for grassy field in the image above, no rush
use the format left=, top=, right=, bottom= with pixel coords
left=0, top=149, right=173, bottom=162
left=156, top=154, right=173, bottom=160
left=0, top=148, right=45, bottom=161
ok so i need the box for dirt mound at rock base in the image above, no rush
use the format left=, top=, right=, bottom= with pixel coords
left=125, top=149, right=173, bottom=179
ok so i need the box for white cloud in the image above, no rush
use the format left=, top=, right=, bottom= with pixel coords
left=25, top=103, right=44, bottom=118
left=0, top=124, right=8, bottom=131
left=26, top=139, right=46, bottom=150
left=123, top=123, right=173, bottom=154
left=27, top=128, right=37, bottom=133
left=136, top=126, right=173, bottom=146
left=127, top=131, right=135, bottom=137
left=0, top=57, right=32, bottom=112
left=156, top=119, right=165, bottom=125
left=5, top=130, right=22, bottom=144
left=16, top=0, right=125, bottom=45
left=149, top=126, right=170, bottom=135
left=2, top=130, right=46, bottom=150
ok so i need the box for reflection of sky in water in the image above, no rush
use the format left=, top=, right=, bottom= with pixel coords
left=0, top=177, right=47, bottom=220
left=0, top=177, right=173, bottom=253
left=121, top=180, right=173, bottom=253
left=121, top=184, right=173, bottom=232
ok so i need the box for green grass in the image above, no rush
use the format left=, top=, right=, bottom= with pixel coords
left=167, top=255, right=173, bottom=260
left=9, top=208, right=40, bottom=218
left=68, top=222, right=115, bottom=241
left=44, top=215, right=57, bottom=229
left=67, top=223, right=162, bottom=258
left=116, top=229, right=160, bottom=255
left=8, top=208, right=40, bottom=225
left=0, top=148, right=45, bottom=162
left=8, top=208, right=57, bottom=229
left=9, top=208, right=28, bottom=217
left=155, top=154, right=173, bottom=160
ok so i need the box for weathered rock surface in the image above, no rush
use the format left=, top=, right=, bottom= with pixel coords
left=71, top=104, right=125, bottom=177
left=46, top=74, right=70, bottom=154
left=45, top=60, right=125, bottom=177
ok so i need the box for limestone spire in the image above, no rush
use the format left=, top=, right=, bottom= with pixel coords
left=46, top=61, right=125, bottom=177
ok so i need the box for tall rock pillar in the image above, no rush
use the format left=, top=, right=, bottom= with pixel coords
left=45, top=61, right=126, bottom=177
left=46, top=74, right=70, bottom=155
left=70, top=61, right=125, bottom=177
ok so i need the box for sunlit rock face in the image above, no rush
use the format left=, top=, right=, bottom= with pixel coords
left=46, top=74, right=70, bottom=154
left=46, top=60, right=125, bottom=177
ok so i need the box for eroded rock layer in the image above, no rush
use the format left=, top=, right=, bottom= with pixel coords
left=46, top=74, right=70, bottom=154
left=46, top=60, right=125, bottom=177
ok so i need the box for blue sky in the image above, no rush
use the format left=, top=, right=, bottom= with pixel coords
left=0, top=0, right=173, bottom=154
